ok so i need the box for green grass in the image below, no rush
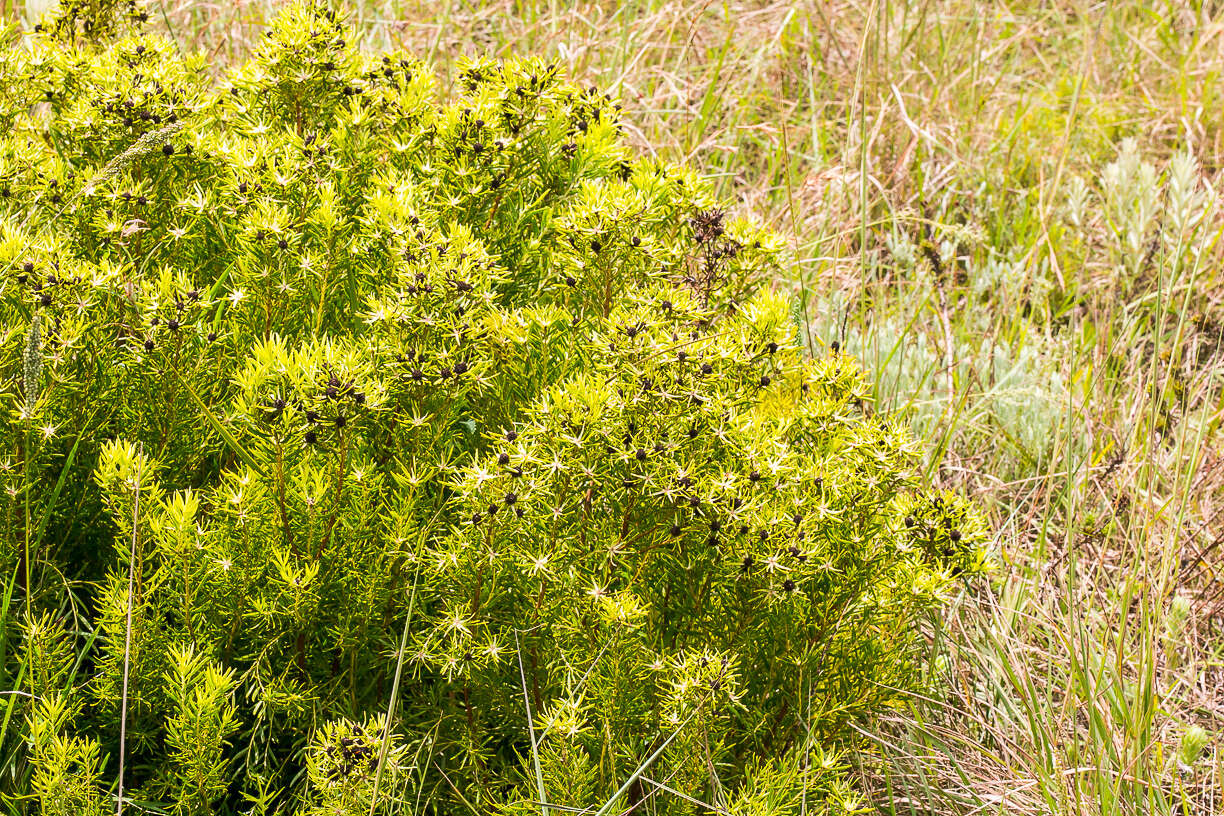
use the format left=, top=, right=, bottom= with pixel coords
left=11, top=0, right=1224, bottom=813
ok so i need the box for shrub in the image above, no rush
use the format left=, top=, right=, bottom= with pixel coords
left=0, top=2, right=988, bottom=813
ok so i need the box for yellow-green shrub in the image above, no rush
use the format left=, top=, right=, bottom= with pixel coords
left=0, top=2, right=987, bottom=813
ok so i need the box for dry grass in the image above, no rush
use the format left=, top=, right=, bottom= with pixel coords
left=12, top=0, right=1224, bottom=813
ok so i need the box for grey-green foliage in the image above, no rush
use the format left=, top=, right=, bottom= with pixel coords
left=0, top=1, right=988, bottom=813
